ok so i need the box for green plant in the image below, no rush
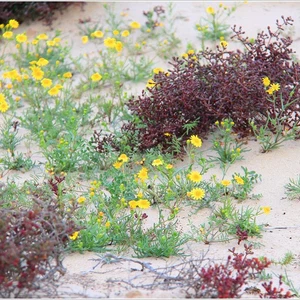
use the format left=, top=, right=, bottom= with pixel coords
left=284, top=175, right=300, bottom=200
left=210, top=118, right=248, bottom=174
left=249, top=86, right=299, bottom=153
left=196, top=3, right=240, bottom=49
left=190, top=198, right=265, bottom=245
left=273, top=252, right=294, bottom=267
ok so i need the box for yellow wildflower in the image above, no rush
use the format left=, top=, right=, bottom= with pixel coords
left=3, top=31, right=13, bottom=39
left=6, top=83, right=13, bottom=89
left=262, top=76, right=270, bottom=87
left=152, top=159, right=164, bottom=166
left=77, top=196, right=86, bottom=204
left=16, top=33, right=27, bottom=43
left=189, top=188, right=205, bottom=200
left=31, top=66, right=44, bottom=80
left=36, top=57, right=49, bottom=67
left=41, top=78, right=52, bottom=88
left=188, top=171, right=202, bottom=183
left=0, top=100, right=9, bottom=113
left=146, top=79, right=155, bottom=88
left=104, top=37, right=116, bottom=48
left=9, top=19, right=19, bottom=29
left=69, top=231, right=79, bottom=240
left=270, top=83, right=280, bottom=92
left=118, top=154, right=129, bottom=163
left=136, top=191, right=143, bottom=198
left=48, top=86, right=60, bottom=96
left=129, top=200, right=139, bottom=209
left=91, top=72, right=102, bottom=82
left=137, top=199, right=150, bottom=209
left=165, top=164, right=173, bottom=170
left=189, top=135, right=202, bottom=147
left=113, top=30, right=119, bottom=35
left=220, top=40, right=228, bottom=48
left=121, top=30, right=130, bottom=37
left=153, top=67, right=164, bottom=74
left=130, top=21, right=141, bottom=29
left=37, top=33, right=48, bottom=40
left=82, top=35, right=88, bottom=44
left=206, top=6, right=215, bottom=14
left=113, top=161, right=123, bottom=169
left=234, top=175, right=244, bottom=185
left=63, top=72, right=72, bottom=78
left=115, top=41, right=123, bottom=52
left=92, top=30, right=104, bottom=38
left=137, top=167, right=148, bottom=182
left=105, top=221, right=111, bottom=228
left=261, top=206, right=271, bottom=215
left=221, top=179, right=231, bottom=186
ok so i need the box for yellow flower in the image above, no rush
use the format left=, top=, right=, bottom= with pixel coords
left=262, top=76, right=270, bottom=87
left=164, top=132, right=171, bottom=137
left=105, top=221, right=111, bottom=228
left=189, top=188, right=205, bottom=200
left=115, top=41, right=123, bottom=52
left=53, top=37, right=61, bottom=44
left=270, top=83, right=280, bottom=92
left=234, top=175, right=244, bottom=185
left=118, top=153, right=129, bottom=163
left=69, top=231, right=79, bottom=240
left=165, top=164, right=173, bottom=170
left=221, top=179, right=231, bottom=186
left=91, top=72, right=102, bottom=82
left=113, top=161, right=123, bottom=169
left=92, top=30, right=104, bottom=38
left=32, top=39, right=38, bottom=45
left=152, top=159, right=163, bottom=166
left=261, top=206, right=271, bottom=215
left=182, top=53, right=188, bottom=59
left=36, top=57, right=49, bottom=67
left=37, top=33, right=48, bottom=40
left=153, top=67, right=164, bottom=74
left=98, top=211, right=104, bottom=217
left=41, top=78, right=52, bottom=88
left=0, top=100, right=9, bottom=113
left=77, top=196, right=86, bottom=204
left=189, top=135, right=202, bottom=147
left=137, top=199, right=150, bottom=209
left=187, top=49, right=195, bottom=55
left=146, top=79, right=155, bottom=88
left=63, top=72, right=72, bottom=78
left=137, top=167, right=148, bottom=182
left=48, top=86, right=60, bottom=96
left=31, top=66, right=44, bottom=80
left=104, top=37, right=116, bottom=48
left=47, top=40, right=55, bottom=47
left=206, top=6, right=215, bottom=14
left=6, top=83, right=13, bottom=89
left=136, top=191, right=143, bottom=198
left=16, top=33, right=27, bottom=43
left=9, top=19, right=19, bottom=29
left=121, top=30, right=130, bottom=37
left=188, top=171, right=202, bottom=183
left=113, top=30, right=119, bottom=35
left=3, top=31, right=13, bottom=39
left=82, top=35, right=89, bottom=44
left=220, top=40, right=228, bottom=48
left=129, top=200, right=139, bottom=209
left=0, top=93, right=6, bottom=103
left=130, top=21, right=141, bottom=29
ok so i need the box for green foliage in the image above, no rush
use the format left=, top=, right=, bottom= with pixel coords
left=284, top=175, right=300, bottom=200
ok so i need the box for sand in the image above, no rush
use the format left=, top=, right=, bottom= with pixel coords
left=2, top=1, right=300, bottom=298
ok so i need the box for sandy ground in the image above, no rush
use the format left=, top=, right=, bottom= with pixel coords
left=3, top=1, right=300, bottom=298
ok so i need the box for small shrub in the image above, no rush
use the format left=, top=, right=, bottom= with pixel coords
left=0, top=2, right=82, bottom=25
left=124, top=16, right=300, bottom=153
left=0, top=197, right=79, bottom=298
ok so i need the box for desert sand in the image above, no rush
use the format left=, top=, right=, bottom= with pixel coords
left=2, top=1, right=300, bottom=298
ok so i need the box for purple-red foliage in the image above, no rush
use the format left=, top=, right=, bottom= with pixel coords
left=126, top=16, right=300, bottom=153
left=187, top=244, right=272, bottom=298
left=0, top=2, right=84, bottom=26
left=260, top=276, right=293, bottom=298
left=0, top=197, right=79, bottom=298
